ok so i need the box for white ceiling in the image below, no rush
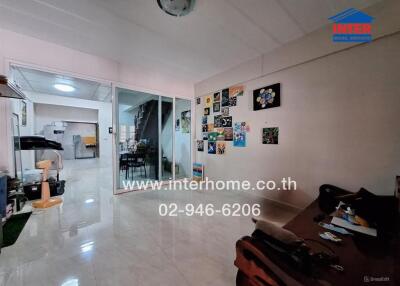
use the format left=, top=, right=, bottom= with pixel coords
left=11, top=66, right=112, bottom=102
left=0, top=0, right=381, bottom=85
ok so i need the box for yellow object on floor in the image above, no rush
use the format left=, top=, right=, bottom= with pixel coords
left=32, top=160, right=62, bottom=209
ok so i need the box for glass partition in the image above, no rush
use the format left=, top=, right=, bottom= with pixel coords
left=114, top=89, right=191, bottom=193
left=175, top=98, right=191, bottom=180
left=161, top=97, right=173, bottom=180
left=116, top=88, right=159, bottom=191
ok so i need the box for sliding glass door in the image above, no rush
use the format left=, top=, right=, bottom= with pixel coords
left=114, top=88, right=191, bottom=193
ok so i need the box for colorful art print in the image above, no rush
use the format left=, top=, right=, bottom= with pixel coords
left=193, top=163, right=204, bottom=181
left=217, top=142, right=226, bottom=155
left=21, top=101, right=27, bottom=127
left=202, top=116, right=208, bottom=125
left=214, top=115, right=222, bottom=128
left=263, top=127, right=279, bottom=144
left=207, top=123, right=214, bottom=132
left=253, top=83, right=281, bottom=111
left=229, top=85, right=244, bottom=97
left=229, top=96, right=237, bottom=107
left=204, top=107, right=210, bottom=115
left=208, top=142, right=216, bottom=154
left=215, top=128, right=225, bottom=141
left=181, top=110, right=191, bottom=133
left=221, top=107, right=229, bottom=116
left=205, top=95, right=213, bottom=107
left=213, top=102, right=221, bottom=113
left=197, top=140, right=204, bottom=151
left=176, top=119, right=180, bottom=131
left=234, top=122, right=249, bottom=132
left=221, top=116, right=232, bottom=127
left=208, top=132, right=218, bottom=142
left=213, top=92, right=221, bottom=102
left=202, top=132, right=208, bottom=140
left=196, top=97, right=201, bottom=105
left=221, top=88, right=230, bottom=107
left=233, top=131, right=246, bottom=147
left=224, top=128, right=233, bottom=141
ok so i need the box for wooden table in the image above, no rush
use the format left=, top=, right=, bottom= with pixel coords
left=283, top=201, right=400, bottom=286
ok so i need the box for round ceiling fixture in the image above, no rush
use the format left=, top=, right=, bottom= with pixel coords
left=54, top=84, right=75, bottom=92
left=157, top=0, right=195, bottom=17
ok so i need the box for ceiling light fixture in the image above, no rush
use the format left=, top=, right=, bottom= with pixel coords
left=157, top=0, right=195, bottom=17
left=54, top=84, right=75, bottom=92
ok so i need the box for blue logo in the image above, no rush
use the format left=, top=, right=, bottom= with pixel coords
left=329, top=8, right=374, bottom=43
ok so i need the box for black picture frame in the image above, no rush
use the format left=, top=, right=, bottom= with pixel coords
left=253, top=83, right=281, bottom=111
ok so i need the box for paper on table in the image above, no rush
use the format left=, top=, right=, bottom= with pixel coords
left=331, top=217, right=377, bottom=237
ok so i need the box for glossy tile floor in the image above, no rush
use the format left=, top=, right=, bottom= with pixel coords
left=0, top=159, right=299, bottom=286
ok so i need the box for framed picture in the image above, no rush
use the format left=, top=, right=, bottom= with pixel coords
left=217, top=142, right=226, bottom=155
left=202, top=124, right=208, bottom=132
left=196, top=97, right=201, bottom=105
left=202, top=132, right=208, bottom=140
left=21, top=101, right=27, bottom=127
left=221, top=107, right=229, bottom=116
left=263, top=127, right=279, bottom=144
left=221, top=88, right=230, bottom=107
left=205, top=95, right=213, bottom=107
left=176, top=119, right=180, bottom=131
left=253, top=83, right=281, bottom=111
left=202, top=116, right=208, bottom=125
left=229, top=96, right=237, bottom=107
left=233, top=131, right=246, bottom=147
left=214, top=115, right=222, bottom=128
left=208, top=132, right=218, bottom=142
left=215, top=128, right=225, bottom=141
left=204, top=107, right=210, bottom=116
left=213, top=92, right=221, bottom=102
left=213, top=102, right=220, bottom=113
left=181, top=110, right=191, bottom=133
left=229, top=85, right=244, bottom=97
left=208, top=142, right=216, bottom=154
left=224, top=128, right=233, bottom=141
left=197, top=140, right=204, bottom=152
left=221, top=116, right=232, bottom=127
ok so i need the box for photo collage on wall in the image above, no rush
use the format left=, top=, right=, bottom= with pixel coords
left=198, top=82, right=281, bottom=155
left=198, top=85, right=247, bottom=155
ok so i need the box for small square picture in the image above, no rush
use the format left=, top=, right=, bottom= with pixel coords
left=202, top=116, right=208, bottom=125
left=263, top=127, right=279, bottom=144
left=213, top=102, right=220, bottom=113
left=253, top=83, right=281, bottom=111
left=221, top=107, right=229, bottom=116
left=205, top=95, right=213, bottom=107
left=207, top=123, right=214, bottom=132
left=229, top=85, right=244, bottom=97
left=221, top=88, right=230, bottom=107
left=202, top=132, right=208, bottom=140
left=214, top=115, right=222, bottom=128
left=204, top=107, right=210, bottom=115
left=208, top=142, right=216, bottom=154
left=224, top=128, right=233, bottom=141
left=217, top=142, right=226, bottom=155
left=215, top=128, right=225, bottom=141
left=202, top=124, right=208, bottom=132
left=229, top=96, right=237, bottom=107
left=197, top=140, right=204, bottom=152
left=213, top=92, right=221, bottom=102
left=221, top=116, right=232, bottom=127
left=196, top=97, right=201, bottom=105
left=208, top=132, right=218, bottom=142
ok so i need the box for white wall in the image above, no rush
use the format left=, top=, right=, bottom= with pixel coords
left=195, top=35, right=400, bottom=209
left=26, top=91, right=112, bottom=167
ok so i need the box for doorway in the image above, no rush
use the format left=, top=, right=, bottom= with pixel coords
left=114, top=87, right=192, bottom=193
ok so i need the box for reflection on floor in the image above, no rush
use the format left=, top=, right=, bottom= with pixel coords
left=0, top=159, right=299, bottom=286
